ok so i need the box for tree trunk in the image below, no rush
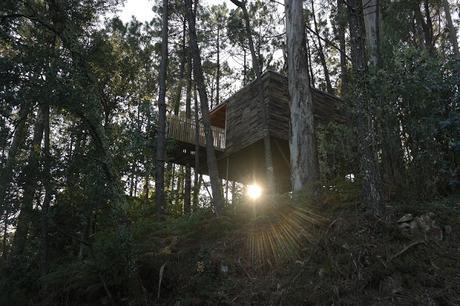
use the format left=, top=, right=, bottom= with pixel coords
left=243, top=48, right=248, bottom=85
left=193, top=85, right=200, bottom=211
left=362, top=0, right=380, bottom=67
left=311, top=1, right=333, bottom=94
left=347, top=0, right=384, bottom=216
left=263, top=136, right=275, bottom=191
left=336, top=0, right=348, bottom=95
left=230, top=0, right=262, bottom=78
left=414, top=0, right=434, bottom=53
left=173, top=18, right=187, bottom=115
left=40, top=104, right=52, bottom=275
left=442, top=0, right=460, bottom=66
left=216, top=26, right=221, bottom=106
left=285, top=0, right=319, bottom=192
left=184, top=43, right=192, bottom=215
left=0, top=102, right=30, bottom=258
left=186, top=0, right=225, bottom=215
left=305, top=34, right=316, bottom=87
left=144, top=110, right=152, bottom=206
left=155, top=0, right=169, bottom=218
left=13, top=104, right=47, bottom=256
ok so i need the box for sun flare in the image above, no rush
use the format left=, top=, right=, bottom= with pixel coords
left=247, top=183, right=262, bottom=200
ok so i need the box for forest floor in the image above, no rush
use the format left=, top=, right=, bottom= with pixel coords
left=4, top=191, right=459, bottom=305
left=131, top=193, right=460, bottom=305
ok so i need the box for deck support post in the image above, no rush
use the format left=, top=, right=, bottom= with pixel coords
left=264, top=135, right=275, bottom=193
left=225, top=157, right=230, bottom=203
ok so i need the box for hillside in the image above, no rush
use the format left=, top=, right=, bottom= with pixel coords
left=2, top=194, right=458, bottom=305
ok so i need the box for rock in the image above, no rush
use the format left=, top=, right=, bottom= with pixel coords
left=414, top=214, right=443, bottom=240
left=398, top=212, right=447, bottom=241
left=415, top=214, right=432, bottom=232
left=220, top=264, right=228, bottom=274
left=318, top=268, right=325, bottom=278
left=409, top=220, right=418, bottom=233
left=196, top=261, right=205, bottom=273
left=398, top=222, right=411, bottom=231
left=397, top=213, right=414, bottom=223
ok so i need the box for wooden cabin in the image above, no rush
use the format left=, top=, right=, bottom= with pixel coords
left=166, top=70, right=345, bottom=192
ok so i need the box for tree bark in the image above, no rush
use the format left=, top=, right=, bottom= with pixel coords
left=362, top=0, right=380, bottom=67
left=184, top=40, right=193, bottom=215
left=155, top=0, right=169, bottom=218
left=144, top=108, right=152, bottom=206
left=243, top=48, right=248, bottom=85
left=193, top=84, right=200, bottom=211
left=311, top=1, right=333, bottom=94
left=40, top=104, right=52, bottom=275
left=347, top=0, right=384, bottom=216
left=0, top=102, right=30, bottom=258
left=263, top=135, right=275, bottom=191
left=186, top=0, right=225, bottom=215
left=305, top=34, right=316, bottom=87
left=285, top=0, right=319, bottom=192
left=13, top=104, right=47, bottom=256
left=414, top=0, right=434, bottom=53
left=173, top=17, right=187, bottom=115
left=216, top=25, right=221, bottom=106
left=336, top=0, right=348, bottom=95
left=442, top=0, right=460, bottom=65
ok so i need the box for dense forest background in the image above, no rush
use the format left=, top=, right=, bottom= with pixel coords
left=0, top=0, right=459, bottom=304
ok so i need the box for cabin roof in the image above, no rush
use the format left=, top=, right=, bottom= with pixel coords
left=208, top=70, right=347, bottom=124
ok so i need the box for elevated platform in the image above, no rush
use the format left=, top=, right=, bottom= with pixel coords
left=164, top=71, right=346, bottom=192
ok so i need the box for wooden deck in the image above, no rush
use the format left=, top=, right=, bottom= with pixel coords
left=166, top=115, right=226, bottom=151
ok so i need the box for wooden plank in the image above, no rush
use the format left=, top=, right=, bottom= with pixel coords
left=166, top=115, right=226, bottom=151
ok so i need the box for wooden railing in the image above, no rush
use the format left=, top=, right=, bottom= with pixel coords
left=166, top=115, right=226, bottom=151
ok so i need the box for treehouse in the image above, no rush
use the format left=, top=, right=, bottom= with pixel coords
left=166, top=70, right=346, bottom=192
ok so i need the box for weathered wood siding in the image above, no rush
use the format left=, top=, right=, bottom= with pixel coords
left=266, top=72, right=291, bottom=141
left=222, top=71, right=346, bottom=155
left=224, top=76, right=269, bottom=154
left=266, top=71, right=347, bottom=141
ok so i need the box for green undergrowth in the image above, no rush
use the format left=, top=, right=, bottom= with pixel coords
left=1, top=193, right=459, bottom=305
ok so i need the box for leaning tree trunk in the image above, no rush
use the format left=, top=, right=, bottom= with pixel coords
left=12, top=104, right=47, bottom=256
left=0, top=101, right=30, bottom=258
left=285, top=0, right=319, bottom=192
left=306, top=34, right=316, bottom=87
left=336, top=0, right=348, bottom=95
left=155, top=0, right=169, bottom=218
left=230, top=0, right=261, bottom=78
left=311, top=1, right=333, bottom=94
left=173, top=18, right=187, bottom=116
left=185, top=0, right=225, bottom=215
left=347, top=0, right=384, bottom=216
left=230, top=0, right=275, bottom=191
